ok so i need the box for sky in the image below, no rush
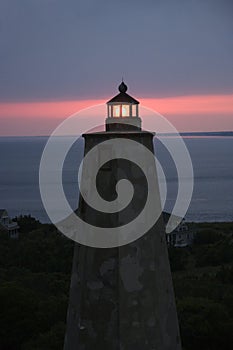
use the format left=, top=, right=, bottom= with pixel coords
left=0, top=0, right=233, bottom=135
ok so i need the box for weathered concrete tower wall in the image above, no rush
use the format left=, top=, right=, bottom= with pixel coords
left=63, top=130, right=182, bottom=350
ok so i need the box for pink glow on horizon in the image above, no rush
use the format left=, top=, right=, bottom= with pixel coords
left=0, top=99, right=105, bottom=119
left=141, top=94, right=233, bottom=115
left=0, top=94, right=233, bottom=136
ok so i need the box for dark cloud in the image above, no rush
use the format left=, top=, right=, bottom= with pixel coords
left=0, top=0, right=232, bottom=101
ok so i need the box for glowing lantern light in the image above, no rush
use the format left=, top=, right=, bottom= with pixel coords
left=106, top=81, right=141, bottom=131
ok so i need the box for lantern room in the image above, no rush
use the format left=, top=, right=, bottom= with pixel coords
left=106, top=81, right=142, bottom=131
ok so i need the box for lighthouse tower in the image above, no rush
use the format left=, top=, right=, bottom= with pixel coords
left=64, top=82, right=182, bottom=350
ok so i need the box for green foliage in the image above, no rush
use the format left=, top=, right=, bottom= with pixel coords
left=0, top=282, right=38, bottom=349
left=0, top=216, right=73, bottom=349
left=168, top=223, right=233, bottom=350
left=216, top=265, right=233, bottom=284
left=177, top=297, right=233, bottom=350
left=13, top=214, right=41, bottom=234
left=195, top=239, right=233, bottom=267
left=21, top=322, right=66, bottom=350
left=0, top=224, right=73, bottom=273
left=194, top=229, right=224, bottom=245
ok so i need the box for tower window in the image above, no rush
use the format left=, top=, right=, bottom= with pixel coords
left=113, top=105, right=121, bottom=117
left=122, top=105, right=129, bottom=116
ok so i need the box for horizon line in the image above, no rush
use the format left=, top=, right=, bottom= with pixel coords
left=1, top=131, right=233, bottom=138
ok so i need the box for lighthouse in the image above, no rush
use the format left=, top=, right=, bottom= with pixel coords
left=63, top=82, right=182, bottom=350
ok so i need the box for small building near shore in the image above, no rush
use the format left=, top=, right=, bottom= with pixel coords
left=0, top=209, right=19, bottom=239
left=163, top=211, right=195, bottom=247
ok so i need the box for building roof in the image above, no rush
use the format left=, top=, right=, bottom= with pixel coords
left=107, top=82, right=139, bottom=105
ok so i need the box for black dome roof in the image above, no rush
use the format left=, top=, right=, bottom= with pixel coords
left=107, top=82, right=139, bottom=104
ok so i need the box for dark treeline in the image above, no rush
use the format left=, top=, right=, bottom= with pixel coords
left=0, top=216, right=233, bottom=349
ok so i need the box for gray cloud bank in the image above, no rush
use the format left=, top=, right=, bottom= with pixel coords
left=0, top=0, right=233, bottom=101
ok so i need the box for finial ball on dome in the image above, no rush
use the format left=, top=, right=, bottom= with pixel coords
left=118, top=81, right=128, bottom=93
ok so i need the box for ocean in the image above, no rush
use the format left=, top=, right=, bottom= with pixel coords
left=0, top=136, right=232, bottom=223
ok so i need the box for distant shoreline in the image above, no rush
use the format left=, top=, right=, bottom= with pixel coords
left=10, top=212, right=233, bottom=225
left=0, top=131, right=233, bottom=138
left=159, top=131, right=233, bottom=137
left=175, top=131, right=233, bottom=137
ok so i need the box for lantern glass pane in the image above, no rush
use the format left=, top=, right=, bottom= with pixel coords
left=122, top=105, right=130, bottom=117
left=113, top=105, right=121, bottom=117
left=108, top=105, right=111, bottom=117
left=132, top=105, right=137, bottom=117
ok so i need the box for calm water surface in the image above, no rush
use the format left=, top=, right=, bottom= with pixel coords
left=0, top=136, right=232, bottom=223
